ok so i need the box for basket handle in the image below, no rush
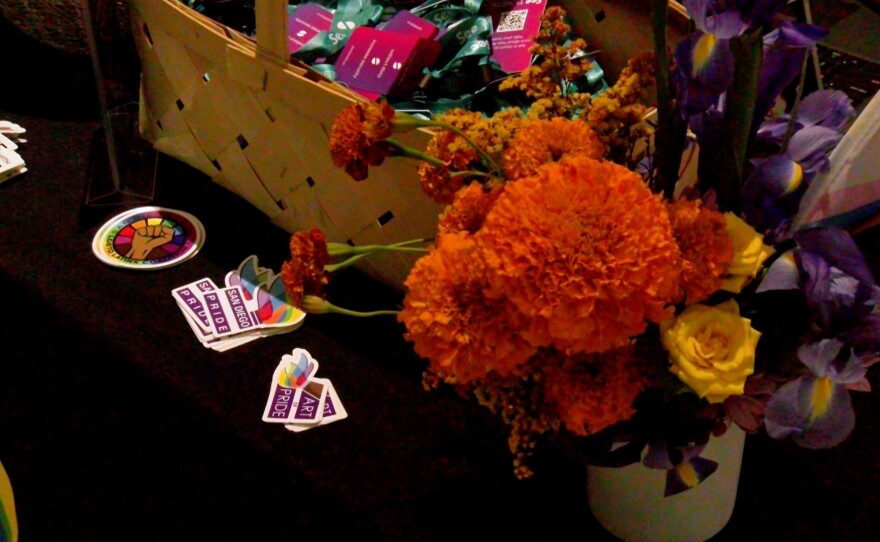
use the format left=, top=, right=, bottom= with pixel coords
left=255, top=0, right=290, bottom=65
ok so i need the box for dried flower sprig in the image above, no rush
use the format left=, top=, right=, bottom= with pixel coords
left=586, top=51, right=657, bottom=167
left=498, top=5, right=594, bottom=119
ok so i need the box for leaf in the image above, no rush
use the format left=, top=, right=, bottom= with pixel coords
left=846, top=378, right=871, bottom=393
left=725, top=395, right=765, bottom=432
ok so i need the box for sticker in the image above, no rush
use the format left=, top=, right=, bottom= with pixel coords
left=172, top=278, right=219, bottom=332
left=225, top=255, right=274, bottom=312
left=286, top=378, right=348, bottom=432
left=290, top=377, right=329, bottom=425
left=202, top=286, right=260, bottom=338
left=91, top=206, right=204, bottom=270
left=262, top=349, right=321, bottom=424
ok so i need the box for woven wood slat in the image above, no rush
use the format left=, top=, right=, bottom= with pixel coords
left=129, top=0, right=441, bottom=287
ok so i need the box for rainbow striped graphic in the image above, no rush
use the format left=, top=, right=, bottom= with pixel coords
left=0, top=460, right=18, bottom=542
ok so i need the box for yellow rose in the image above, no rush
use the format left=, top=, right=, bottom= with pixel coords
left=660, top=300, right=760, bottom=403
left=720, top=213, right=775, bottom=293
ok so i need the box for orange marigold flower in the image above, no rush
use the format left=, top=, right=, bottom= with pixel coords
left=361, top=99, right=395, bottom=140
left=502, top=118, right=605, bottom=179
left=477, top=156, right=683, bottom=354
left=666, top=198, right=735, bottom=304
left=418, top=129, right=481, bottom=204
left=398, top=232, right=537, bottom=383
left=280, top=228, right=331, bottom=307
left=541, top=345, right=657, bottom=436
left=329, top=101, right=396, bottom=181
left=438, top=182, right=504, bottom=235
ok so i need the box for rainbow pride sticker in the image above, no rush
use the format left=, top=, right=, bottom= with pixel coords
left=91, top=206, right=205, bottom=270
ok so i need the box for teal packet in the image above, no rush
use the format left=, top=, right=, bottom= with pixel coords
left=291, top=0, right=386, bottom=64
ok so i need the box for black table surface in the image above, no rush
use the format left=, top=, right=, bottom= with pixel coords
left=1, top=15, right=879, bottom=542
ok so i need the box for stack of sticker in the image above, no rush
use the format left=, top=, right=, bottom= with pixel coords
left=0, top=122, right=27, bottom=184
left=172, top=255, right=306, bottom=351
left=262, top=348, right=348, bottom=431
left=92, top=206, right=205, bottom=270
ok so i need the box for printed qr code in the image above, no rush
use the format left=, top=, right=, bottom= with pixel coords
left=496, top=9, right=528, bottom=33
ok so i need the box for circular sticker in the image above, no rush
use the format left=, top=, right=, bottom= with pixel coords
left=91, top=206, right=205, bottom=270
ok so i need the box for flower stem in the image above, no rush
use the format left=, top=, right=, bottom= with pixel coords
left=327, top=307, right=400, bottom=317
left=302, top=295, right=400, bottom=316
left=699, top=28, right=762, bottom=213
left=385, top=138, right=447, bottom=168
left=328, top=241, right=430, bottom=257
left=389, top=114, right=503, bottom=178
left=419, top=120, right=504, bottom=177
left=780, top=49, right=812, bottom=155
left=650, top=0, right=688, bottom=199
left=325, top=239, right=431, bottom=272
left=449, top=170, right=492, bottom=179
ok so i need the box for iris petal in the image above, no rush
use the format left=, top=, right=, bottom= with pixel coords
left=756, top=250, right=799, bottom=292
left=795, top=376, right=856, bottom=448
left=693, top=33, right=719, bottom=74
left=674, top=31, right=735, bottom=116
left=665, top=456, right=719, bottom=496
left=797, top=89, right=856, bottom=131
left=744, top=0, right=795, bottom=28
left=741, top=156, right=807, bottom=233
left=681, top=32, right=734, bottom=89
left=765, top=377, right=807, bottom=439
left=793, top=227, right=877, bottom=286
left=755, top=21, right=826, bottom=123
left=765, top=373, right=856, bottom=448
left=796, top=250, right=879, bottom=335
left=683, top=0, right=750, bottom=38
left=808, top=376, right=834, bottom=421
left=796, top=338, right=845, bottom=377
left=785, top=126, right=842, bottom=171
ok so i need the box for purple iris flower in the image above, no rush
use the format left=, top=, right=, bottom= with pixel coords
left=756, top=225, right=880, bottom=344
left=764, top=339, right=868, bottom=448
left=674, top=0, right=794, bottom=117
left=793, top=226, right=880, bottom=336
left=756, top=89, right=855, bottom=148
left=644, top=439, right=719, bottom=496
left=754, top=226, right=880, bottom=403
left=753, top=21, right=828, bottom=126
left=740, top=91, right=853, bottom=239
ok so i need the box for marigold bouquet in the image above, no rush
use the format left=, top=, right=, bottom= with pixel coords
left=279, top=2, right=880, bottom=495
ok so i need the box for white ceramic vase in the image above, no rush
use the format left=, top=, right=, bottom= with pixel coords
left=587, top=424, right=746, bottom=542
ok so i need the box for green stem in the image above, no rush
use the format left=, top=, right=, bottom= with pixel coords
left=419, top=120, right=504, bottom=177
left=702, top=28, right=762, bottom=213
left=449, top=170, right=492, bottom=179
left=780, top=49, right=812, bottom=155
left=322, top=305, right=400, bottom=317
left=650, top=0, right=688, bottom=199
left=386, top=138, right=447, bottom=168
left=325, top=239, right=431, bottom=272
left=389, top=112, right=503, bottom=178
left=728, top=29, right=763, bottom=175
left=328, top=242, right=430, bottom=257
left=386, top=138, right=496, bottom=181
left=302, top=295, right=400, bottom=316
left=325, top=253, right=370, bottom=273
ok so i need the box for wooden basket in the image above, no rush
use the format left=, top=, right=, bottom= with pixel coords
left=130, top=0, right=441, bottom=288
left=129, top=0, right=684, bottom=287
